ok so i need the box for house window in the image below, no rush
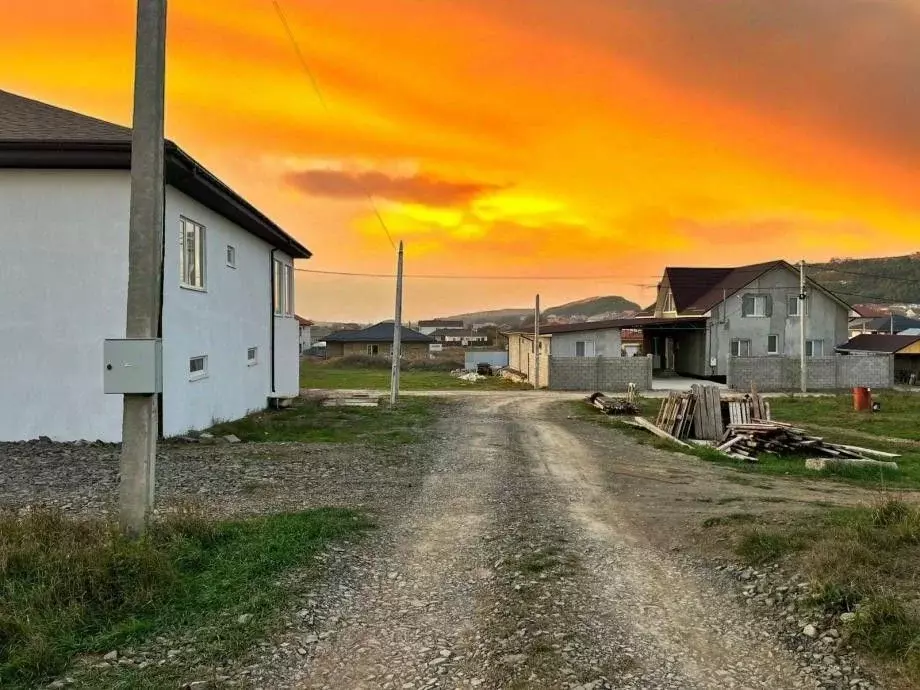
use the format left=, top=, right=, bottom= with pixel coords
left=575, top=341, right=595, bottom=357
left=663, top=290, right=676, bottom=313
left=787, top=295, right=809, bottom=317
left=767, top=334, right=779, bottom=355
left=575, top=341, right=586, bottom=357
left=189, top=355, right=208, bottom=380
left=179, top=218, right=206, bottom=289
left=367, top=344, right=380, bottom=356
left=273, top=260, right=295, bottom=316
left=247, top=347, right=258, bottom=365
left=742, top=294, right=770, bottom=317
left=226, top=245, right=236, bottom=268
left=730, top=339, right=752, bottom=357
left=806, top=340, right=824, bottom=357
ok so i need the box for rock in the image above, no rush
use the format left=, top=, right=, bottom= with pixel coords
left=803, top=624, right=818, bottom=638
left=827, top=628, right=840, bottom=638
left=223, top=434, right=241, bottom=444
left=199, top=432, right=214, bottom=439
left=740, top=568, right=755, bottom=581
left=439, top=649, right=451, bottom=658
left=841, top=612, right=857, bottom=624
left=49, top=682, right=66, bottom=689
left=103, top=650, right=118, bottom=661
left=237, top=613, right=254, bottom=625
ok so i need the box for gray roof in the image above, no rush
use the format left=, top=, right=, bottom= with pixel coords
left=0, top=89, right=310, bottom=259
left=324, top=322, right=434, bottom=343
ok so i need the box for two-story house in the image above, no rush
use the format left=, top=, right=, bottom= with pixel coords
left=644, top=260, right=851, bottom=380
left=0, top=89, right=310, bottom=442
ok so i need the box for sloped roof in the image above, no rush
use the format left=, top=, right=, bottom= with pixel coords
left=665, top=261, right=786, bottom=314
left=430, top=328, right=482, bottom=337
left=505, top=317, right=706, bottom=335
left=418, top=319, right=464, bottom=328
left=0, top=89, right=310, bottom=259
left=837, top=334, right=920, bottom=354
left=865, top=315, right=920, bottom=334
left=324, top=322, right=434, bottom=343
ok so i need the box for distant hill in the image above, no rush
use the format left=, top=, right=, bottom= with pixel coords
left=808, top=254, right=920, bottom=304
left=445, top=295, right=641, bottom=327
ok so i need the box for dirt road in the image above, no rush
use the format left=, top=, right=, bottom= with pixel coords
left=252, top=395, right=873, bottom=690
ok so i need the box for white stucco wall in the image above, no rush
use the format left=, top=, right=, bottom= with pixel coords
left=161, top=188, right=293, bottom=435
left=0, top=170, right=130, bottom=441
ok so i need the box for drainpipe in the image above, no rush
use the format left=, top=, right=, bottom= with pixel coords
left=270, top=249, right=277, bottom=394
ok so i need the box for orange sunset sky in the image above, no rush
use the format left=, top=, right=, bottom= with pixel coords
left=4, top=0, right=920, bottom=321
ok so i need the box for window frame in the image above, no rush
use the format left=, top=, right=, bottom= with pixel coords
left=805, top=339, right=824, bottom=357
left=367, top=344, right=380, bottom=356
left=787, top=295, right=809, bottom=317
left=247, top=347, right=258, bottom=366
left=663, top=290, right=676, bottom=313
left=179, top=217, right=207, bottom=290
left=575, top=341, right=586, bottom=358
left=226, top=244, right=237, bottom=269
left=189, top=355, right=208, bottom=381
left=273, top=259, right=295, bottom=316
left=730, top=338, right=752, bottom=357
left=767, top=334, right=779, bottom=355
left=742, top=294, right=769, bottom=318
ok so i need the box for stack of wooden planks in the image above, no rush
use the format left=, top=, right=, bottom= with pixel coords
left=716, top=419, right=898, bottom=465
left=655, top=391, right=697, bottom=440
left=691, top=384, right=724, bottom=441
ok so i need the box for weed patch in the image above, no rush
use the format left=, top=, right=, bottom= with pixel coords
left=0, top=508, right=370, bottom=688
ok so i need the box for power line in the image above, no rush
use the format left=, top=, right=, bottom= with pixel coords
left=270, top=0, right=398, bottom=251
left=294, top=267, right=665, bottom=280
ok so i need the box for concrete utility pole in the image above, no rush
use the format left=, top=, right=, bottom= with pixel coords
left=799, top=259, right=807, bottom=394
left=389, top=241, right=404, bottom=404
left=533, top=294, right=540, bottom=390
left=120, top=0, right=168, bottom=537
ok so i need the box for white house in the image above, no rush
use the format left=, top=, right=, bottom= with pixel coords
left=0, top=89, right=311, bottom=442
left=296, top=316, right=313, bottom=354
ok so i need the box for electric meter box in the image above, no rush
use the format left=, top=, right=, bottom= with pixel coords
left=103, top=339, right=163, bottom=394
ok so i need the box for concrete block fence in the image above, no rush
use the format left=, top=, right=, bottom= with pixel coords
left=728, top=355, right=893, bottom=391
left=548, top=355, right=654, bottom=391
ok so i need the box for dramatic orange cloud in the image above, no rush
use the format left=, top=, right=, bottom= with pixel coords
left=3, top=0, right=920, bottom=320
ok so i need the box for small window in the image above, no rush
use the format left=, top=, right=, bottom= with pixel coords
left=226, top=245, right=236, bottom=268
left=742, top=294, right=769, bottom=317
left=575, top=341, right=586, bottom=357
left=367, top=344, right=380, bottom=356
left=730, top=339, right=752, bottom=357
left=189, top=355, right=208, bottom=380
left=767, top=334, right=779, bottom=355
left=273, top=260, right=295, bottom=316
left=806, top=340, right=824, bottom=357
left=247, top=347, right=258, bottom=365
left=179, top=218, right=206, bottom=289
left=787, top=295, right=809, bottom=317
left=663, top=290, right=676, bottom=313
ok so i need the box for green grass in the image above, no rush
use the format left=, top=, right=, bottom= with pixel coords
left=301, top=358, right=529, bottom=391
left=0, top=507, right=370, bottom=689
left=707, top=498, right=920, bottom=685
left=206, top=397, right=437, bottom=445
left=769, top=393, right=920, bottom=441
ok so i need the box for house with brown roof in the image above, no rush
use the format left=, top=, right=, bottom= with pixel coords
left=836, top=334, right=920, bottom=384
left=646, top=260, right=851, bottom=379
left=0, top=89, right=311, bottom=441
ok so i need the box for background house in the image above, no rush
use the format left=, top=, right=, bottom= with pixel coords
left=417, top=319, right=464, bottom=335
left=645, top=260, right=850, bottom=379
left=296, top=316, right=313, bottom=354
left=429, top=329, right=490, bottom=347
left=324, top=322, right=433, bottom=359
left=0, top=90, right=310, bottom=442
left=837, top=334, right=920, bottom=384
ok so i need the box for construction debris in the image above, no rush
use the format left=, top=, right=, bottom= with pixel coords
left=632, top=416, right=692, bottom=448
left=805, top=457, right=899, bottom=471
left=716, top=419, right=898, bottom=467
left=587, top=392, right=638, bottom=416
left=653, top=386, right=765, bottom=442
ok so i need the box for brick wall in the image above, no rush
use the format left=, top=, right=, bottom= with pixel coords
left=549, top=356, right=653, bottom=391
left=728, top=355, right=893, bottom=391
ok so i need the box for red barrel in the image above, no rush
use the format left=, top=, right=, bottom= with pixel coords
left=853, top=386, right=871, bottom=411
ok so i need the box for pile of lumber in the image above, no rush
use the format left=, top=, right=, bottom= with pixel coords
left=653, top=386, right=767, bottom=441
left=717, top=419, right=898, bottom=467
left=587, top=392, right=638, bottom=416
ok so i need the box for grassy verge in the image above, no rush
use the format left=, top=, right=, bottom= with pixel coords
left=769, top=393, right=920, bottom=441
left=300, top=358, right=529, bottom=391
left=206, top=397, right=438, bottom=445
left=704, top=498, right=920, bottom=685
left=0, top=508, right=370, bottom=689
left=568, top=399, right=920, bottom=489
